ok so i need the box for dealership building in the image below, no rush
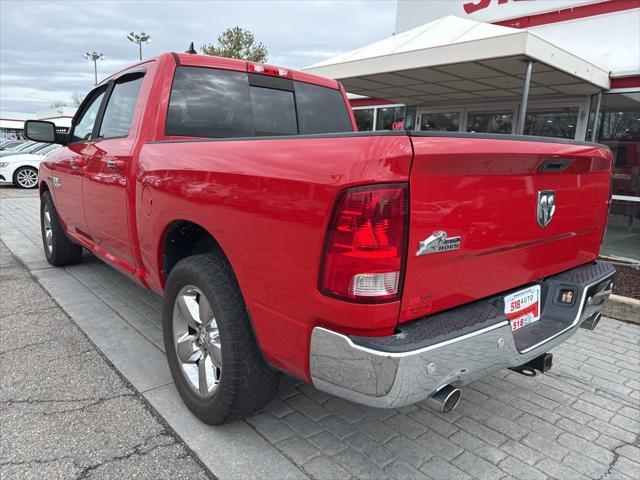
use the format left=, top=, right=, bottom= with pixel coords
left=305, top=0, right=639, bottom=260
left=0, top=107, right=76, bottom=140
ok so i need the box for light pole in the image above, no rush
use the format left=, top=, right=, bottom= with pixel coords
left=127, top=32, right=151, bottom=61
left=84, top=52, right=104, bottom=86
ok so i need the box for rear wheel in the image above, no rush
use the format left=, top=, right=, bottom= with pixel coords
left=163, top=253, right=280, bottom=424
left=40, top=191, right=83, bottom=266
left=13, top=166, right=38, bottom=189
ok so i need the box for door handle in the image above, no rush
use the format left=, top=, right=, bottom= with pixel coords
left=71, top=156, right=87, bottom=168
left=107, top=160, right=126, bottom=170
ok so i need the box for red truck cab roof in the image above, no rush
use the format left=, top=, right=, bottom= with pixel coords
left=102, top=52, right=343, bottom=92
left=174, top=53, right=342, bottom=90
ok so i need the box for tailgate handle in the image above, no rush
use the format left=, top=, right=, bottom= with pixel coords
left=538, top=158, right=573, bottom=173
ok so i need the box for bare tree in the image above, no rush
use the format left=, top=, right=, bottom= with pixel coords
left=71, top=92, right=85, bottom=107
left=50, top=101, right=66, bottom=108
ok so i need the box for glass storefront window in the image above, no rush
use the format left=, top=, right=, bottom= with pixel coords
left=587, top=91, right=640, bottom=260
left=420, top=112, right=460, bottom=131
left=467, top=111, right=513, bottom=134
left=404, top=106, right=417, bottom=130
left=376, top=106, right=406, bottom=130
left=524, top=108, right=578, bottom=139
left=353, top=108, right=374, bottom=131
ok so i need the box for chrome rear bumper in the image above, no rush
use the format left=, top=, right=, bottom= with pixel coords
left=309, top=262, right=615, bottom=408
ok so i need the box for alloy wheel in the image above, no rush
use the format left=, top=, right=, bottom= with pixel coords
left=172, top=285, right=222, bottom=397
left=16, top=168, right=38, bottom=188
left=43, top=203, right=53, bottom=255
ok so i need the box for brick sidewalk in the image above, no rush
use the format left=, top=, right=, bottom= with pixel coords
left=1, top=194, right=639, bottom=480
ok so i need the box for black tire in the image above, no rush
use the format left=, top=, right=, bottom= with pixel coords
left=13, top=166, right=39, bottom=189
left=40, top=191, right=83, bottom=266
left=162, top=253, right=280, bottom=424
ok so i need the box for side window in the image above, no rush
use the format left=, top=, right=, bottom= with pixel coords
left=99, top=75, right=144, bottom=139
left=72, top=89, right=106, bottom=142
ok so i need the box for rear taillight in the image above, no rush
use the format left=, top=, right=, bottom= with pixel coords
left=320, top=184, right=408, bottom=303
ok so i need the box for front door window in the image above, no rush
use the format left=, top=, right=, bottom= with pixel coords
left=71, top=90, right=106, bottom=142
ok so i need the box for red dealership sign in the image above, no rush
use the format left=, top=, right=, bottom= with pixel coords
left=464, top=0, right=519, bottom=15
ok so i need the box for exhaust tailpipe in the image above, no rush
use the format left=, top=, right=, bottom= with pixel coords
left=580, top=312, right=601, bottom=330
left=427, top=385, right=461, bottom=414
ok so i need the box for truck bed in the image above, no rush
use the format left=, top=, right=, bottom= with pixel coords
left=137, top=130, right=612, bottom=378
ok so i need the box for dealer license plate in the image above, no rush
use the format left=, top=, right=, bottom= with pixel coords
left=504, top=285, right=541, bottom=331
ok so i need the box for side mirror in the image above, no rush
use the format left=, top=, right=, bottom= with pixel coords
left=24, top=120, right=67, bottom=145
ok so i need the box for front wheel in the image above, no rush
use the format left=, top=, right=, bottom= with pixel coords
left=13, top=166, right=39, bottom=189
left=40, top=191, right=83, bottom=266
left=162, top=253, right=280, bottom=424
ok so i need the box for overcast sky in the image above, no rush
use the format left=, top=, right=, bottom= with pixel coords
left=0, top=0, right=396, bottom=113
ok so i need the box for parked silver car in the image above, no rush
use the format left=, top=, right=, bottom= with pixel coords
left=0, top=140, right=26, bottom=150
left=0, top=142, right=50, bottom=157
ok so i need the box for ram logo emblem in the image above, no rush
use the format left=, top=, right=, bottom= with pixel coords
left=537, top=190, right=556, bottom=228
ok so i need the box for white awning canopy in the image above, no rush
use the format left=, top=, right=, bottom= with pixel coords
left=303, top=16, right=610, bottom=106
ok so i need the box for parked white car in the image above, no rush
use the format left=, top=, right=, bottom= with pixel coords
left=0, top=143, right=60, bottom=189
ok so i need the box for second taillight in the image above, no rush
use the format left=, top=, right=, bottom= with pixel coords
left=320, top=184, right=408, bottom=302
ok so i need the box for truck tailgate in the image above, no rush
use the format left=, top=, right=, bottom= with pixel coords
left=400, top=134, right=612, bottom=323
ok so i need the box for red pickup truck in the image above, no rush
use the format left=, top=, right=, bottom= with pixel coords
left=25, top=52, right=615, bottom=424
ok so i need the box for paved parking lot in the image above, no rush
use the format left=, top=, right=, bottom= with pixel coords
left=1, top=190, right=639, bottom=480
left=0, top=241, right=211, bottom=479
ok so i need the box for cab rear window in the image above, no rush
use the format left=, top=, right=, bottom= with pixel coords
left=165, top=66, right=353, bottom=138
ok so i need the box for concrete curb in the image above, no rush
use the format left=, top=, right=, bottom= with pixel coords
left=603, top=294, right=640, bottom=324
